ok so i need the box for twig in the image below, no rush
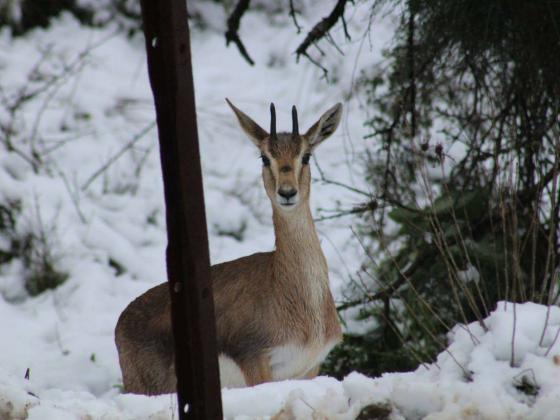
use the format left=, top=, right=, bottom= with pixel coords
left=58, top=170, right=87, bottom=223
left=340, top=13, right=351, bottom=41
left=418, top=161, right=487, bottom=332
left=336, top=238, right=429, bottom=312
left=346, top=225, right=468, bottom=343
left=289, top=0, right=302, bottom=33
left=407, top=5, right=416, bottom=139
left=336, top=279, right=404, bottom=312
left=225, top=0, right=255, bottom=66
left=545, top=321, right=560, bottom=356
left=511, top=302, right=517, bottom=367
left=312, top=156, right=370, bottom=197
left=355, top=231, right=468, bottom=375
left=0, top=31, right=118, bottom=174
left=81, top=121, right=156, bottom=190
left=325, top=32, right=345, bottom=56
left=302, top=52, right=329, bottom=80
left=314, top=201, right=376, bottom=222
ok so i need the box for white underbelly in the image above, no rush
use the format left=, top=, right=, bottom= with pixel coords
left=218, top=339, right=338, bottom=387
left=268, top=340, right=338, bottom=381
left=218, top=354, right=247, bottom=388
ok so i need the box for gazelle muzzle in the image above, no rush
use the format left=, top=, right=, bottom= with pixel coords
left=277, top=187, right=298, bottom=207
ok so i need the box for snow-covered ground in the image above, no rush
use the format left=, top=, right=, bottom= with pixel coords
left=3, top=301, right=560, bottom=419
left=1, top=2, right=560, bottom=419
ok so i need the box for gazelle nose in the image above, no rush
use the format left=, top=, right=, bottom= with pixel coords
left=278, top=188, right=297, bottom=200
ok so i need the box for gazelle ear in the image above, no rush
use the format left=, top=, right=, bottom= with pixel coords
left=304, top=103, right=343, bottom=149
left=226, top=98, right=269, bottom=146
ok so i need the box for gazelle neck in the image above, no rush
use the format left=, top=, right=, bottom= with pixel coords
left=271, top=202, right=328, bottom=280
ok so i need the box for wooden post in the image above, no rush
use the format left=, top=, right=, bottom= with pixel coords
left=139, top=1, right=223, bottom=419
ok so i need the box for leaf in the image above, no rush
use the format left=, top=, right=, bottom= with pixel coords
left=430, top=194, right=455, bottom=216
left=464, top=238, right=504, bottom=265
left=388, top=207, right=419, bottom=224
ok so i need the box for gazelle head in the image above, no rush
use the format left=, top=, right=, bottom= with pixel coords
left=226, top=99, right=342, bottom=212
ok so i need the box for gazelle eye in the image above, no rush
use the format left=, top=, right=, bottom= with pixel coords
left=302, top=153, right=311, bottom=165
left=261, top=155, right=271, bottom=167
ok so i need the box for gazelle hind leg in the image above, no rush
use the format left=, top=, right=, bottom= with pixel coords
left=239, top=354, right=273, bottom=386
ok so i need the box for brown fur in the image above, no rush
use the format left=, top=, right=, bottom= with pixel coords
left=115, top=101, right=343, bottom=395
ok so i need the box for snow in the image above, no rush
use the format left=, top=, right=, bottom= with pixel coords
left=2, top=302, right=560, bottom=418
left=1, top=2, right=560, bottom=419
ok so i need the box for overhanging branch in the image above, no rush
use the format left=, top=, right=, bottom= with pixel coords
left=225, top=0, right=255, bottom=66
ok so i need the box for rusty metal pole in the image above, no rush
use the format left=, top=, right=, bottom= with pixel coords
left=139, top=1, right=222, bottom=419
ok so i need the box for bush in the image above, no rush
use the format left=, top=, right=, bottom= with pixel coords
left=19, top=231, right=69, bottom=297
left=324, top=0, right=560, bottom=378
left=0, top=200, right=68, bottom=297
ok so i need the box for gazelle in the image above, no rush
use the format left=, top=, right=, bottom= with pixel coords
left=115, top=100, right=343, bottom=394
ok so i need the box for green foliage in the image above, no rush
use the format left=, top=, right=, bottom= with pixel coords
left=326, top=0, right=560, bottom=378
left=108, top=257, right=127, bottom=277
left=0, top=0, right=94, bottom=35
left=16, top=228, right=69, bottom=297
left=0, top=0, right=234, bottom=37
left=0, top=202, right=19, bottom=264
left=0, top=0, right=146, bottom=36
left=363, top=0, right=560, bottom=200
left=23, top=252, right=69, bottom=297
left=327, top=183, right=555, bottom=377
left=0, top=200, right=68, bottom=297
left=322, top=332, right=420, bottom=379
left=513, top=372, right=540, bottom=400
left=356, top=403, right=393, bottom=420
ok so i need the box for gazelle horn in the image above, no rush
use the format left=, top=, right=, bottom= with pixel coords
left=292, top=105, right=299, bottom=136
left=270, top=103, right=277, bottom=138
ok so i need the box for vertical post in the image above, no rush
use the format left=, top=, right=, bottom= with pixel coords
left=139, top=1, right=223, bottom=419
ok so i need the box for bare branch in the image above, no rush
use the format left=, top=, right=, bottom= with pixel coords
left=225, top=0, right=255, bottom=66
left=289, top=0, right=302, bottom=34
left=312, top=156, right=370, bottom=197
left=314, top=200, right=377, bottom=222
left=407, top=6, right=416, bottom=139
left=341, top=13, right=351, bottom=41
left=81, top=121, right=156, bottom=191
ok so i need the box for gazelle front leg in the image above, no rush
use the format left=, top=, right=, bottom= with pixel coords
left=302, top=365, right=320, bottom=379
left=239, top=354, right=273, bottom=386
